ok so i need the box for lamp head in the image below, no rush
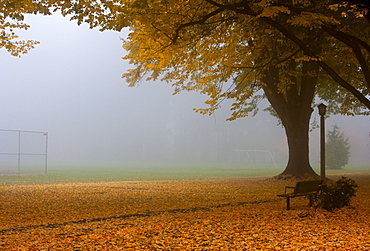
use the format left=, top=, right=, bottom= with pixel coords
left=318, top=103, right=327, bottom=116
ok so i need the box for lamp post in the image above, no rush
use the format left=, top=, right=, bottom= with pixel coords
left=318, top=103, right=327, bottom=181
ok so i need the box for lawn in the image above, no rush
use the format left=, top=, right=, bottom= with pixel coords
left=1, top=163, right=368, bottom=184
left=0, top=168, right=369, bottom=250
left=0, top=163, right=284, bottom=185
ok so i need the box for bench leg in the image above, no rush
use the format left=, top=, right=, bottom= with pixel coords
left=286, top=197, right=290, bottom=210
left=308, top=195, right=313, bottom=207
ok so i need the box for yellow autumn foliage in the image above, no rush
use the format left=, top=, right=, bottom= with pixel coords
left=2, top=0, right=369, bottom=113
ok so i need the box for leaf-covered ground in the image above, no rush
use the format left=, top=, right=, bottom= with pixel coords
left=1, top=174, right=369, bottom=250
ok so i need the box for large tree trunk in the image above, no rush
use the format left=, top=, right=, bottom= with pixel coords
left=279, top=107, right=318, bottom=178
left=261, top=61, right=320, bottom=179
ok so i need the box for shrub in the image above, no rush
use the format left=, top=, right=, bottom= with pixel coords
left=313, top=177, right=358, bottom=211
left=326, top=124, right=351, bottom=170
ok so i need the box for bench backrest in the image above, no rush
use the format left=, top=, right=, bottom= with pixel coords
left=294, top=180, right=323, bottom=195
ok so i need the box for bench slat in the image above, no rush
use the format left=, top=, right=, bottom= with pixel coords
left=294, top=180, right=323, bottom=194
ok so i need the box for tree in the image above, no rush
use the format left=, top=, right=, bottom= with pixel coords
left=0, top=0, right=52, bottom=56
left=2, top=0, right=369, bottom=178
left=106, top=0, right=368, bottom=178
left=326, top=124, right=351, bottom=169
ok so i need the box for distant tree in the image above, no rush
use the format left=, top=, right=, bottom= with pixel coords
left=326, top=125, right=351, bottom=169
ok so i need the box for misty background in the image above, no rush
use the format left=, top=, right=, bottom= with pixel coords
left=0, top=13, right=369, bottom=172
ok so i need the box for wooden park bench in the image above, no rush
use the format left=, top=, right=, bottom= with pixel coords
left=277, top=180, right=324, bottom=210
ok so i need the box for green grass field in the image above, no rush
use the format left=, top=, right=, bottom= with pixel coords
left=0, top=162, right=369, bottom=185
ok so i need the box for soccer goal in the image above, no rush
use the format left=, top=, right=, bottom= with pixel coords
left=0, top=129, right=48, bottom=176
left=233, top=150, right=278, bottom=169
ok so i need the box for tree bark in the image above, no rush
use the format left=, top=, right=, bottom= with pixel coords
left=279, top=108, right=318, bottom=178
left=261, top=61, right=320, bottom=179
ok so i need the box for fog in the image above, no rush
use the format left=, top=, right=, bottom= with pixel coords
left=0, top=14, right=369, bottom=171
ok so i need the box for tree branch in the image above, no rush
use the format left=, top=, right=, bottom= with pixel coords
left=261, top=16, right=370, bottom=109
left=322, top=25, right=370, bottom=90
left=171, top=0, right=246, bottom=44
left=174, top=0, right=370, bottom=109
left=224, top=2, right=370, bottom=109
left=172, top=7, right=223, bottom=44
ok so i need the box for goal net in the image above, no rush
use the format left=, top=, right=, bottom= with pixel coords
left=0, top=129, right=48, bottom=176
left=233, top=150, right=278, bottom=169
